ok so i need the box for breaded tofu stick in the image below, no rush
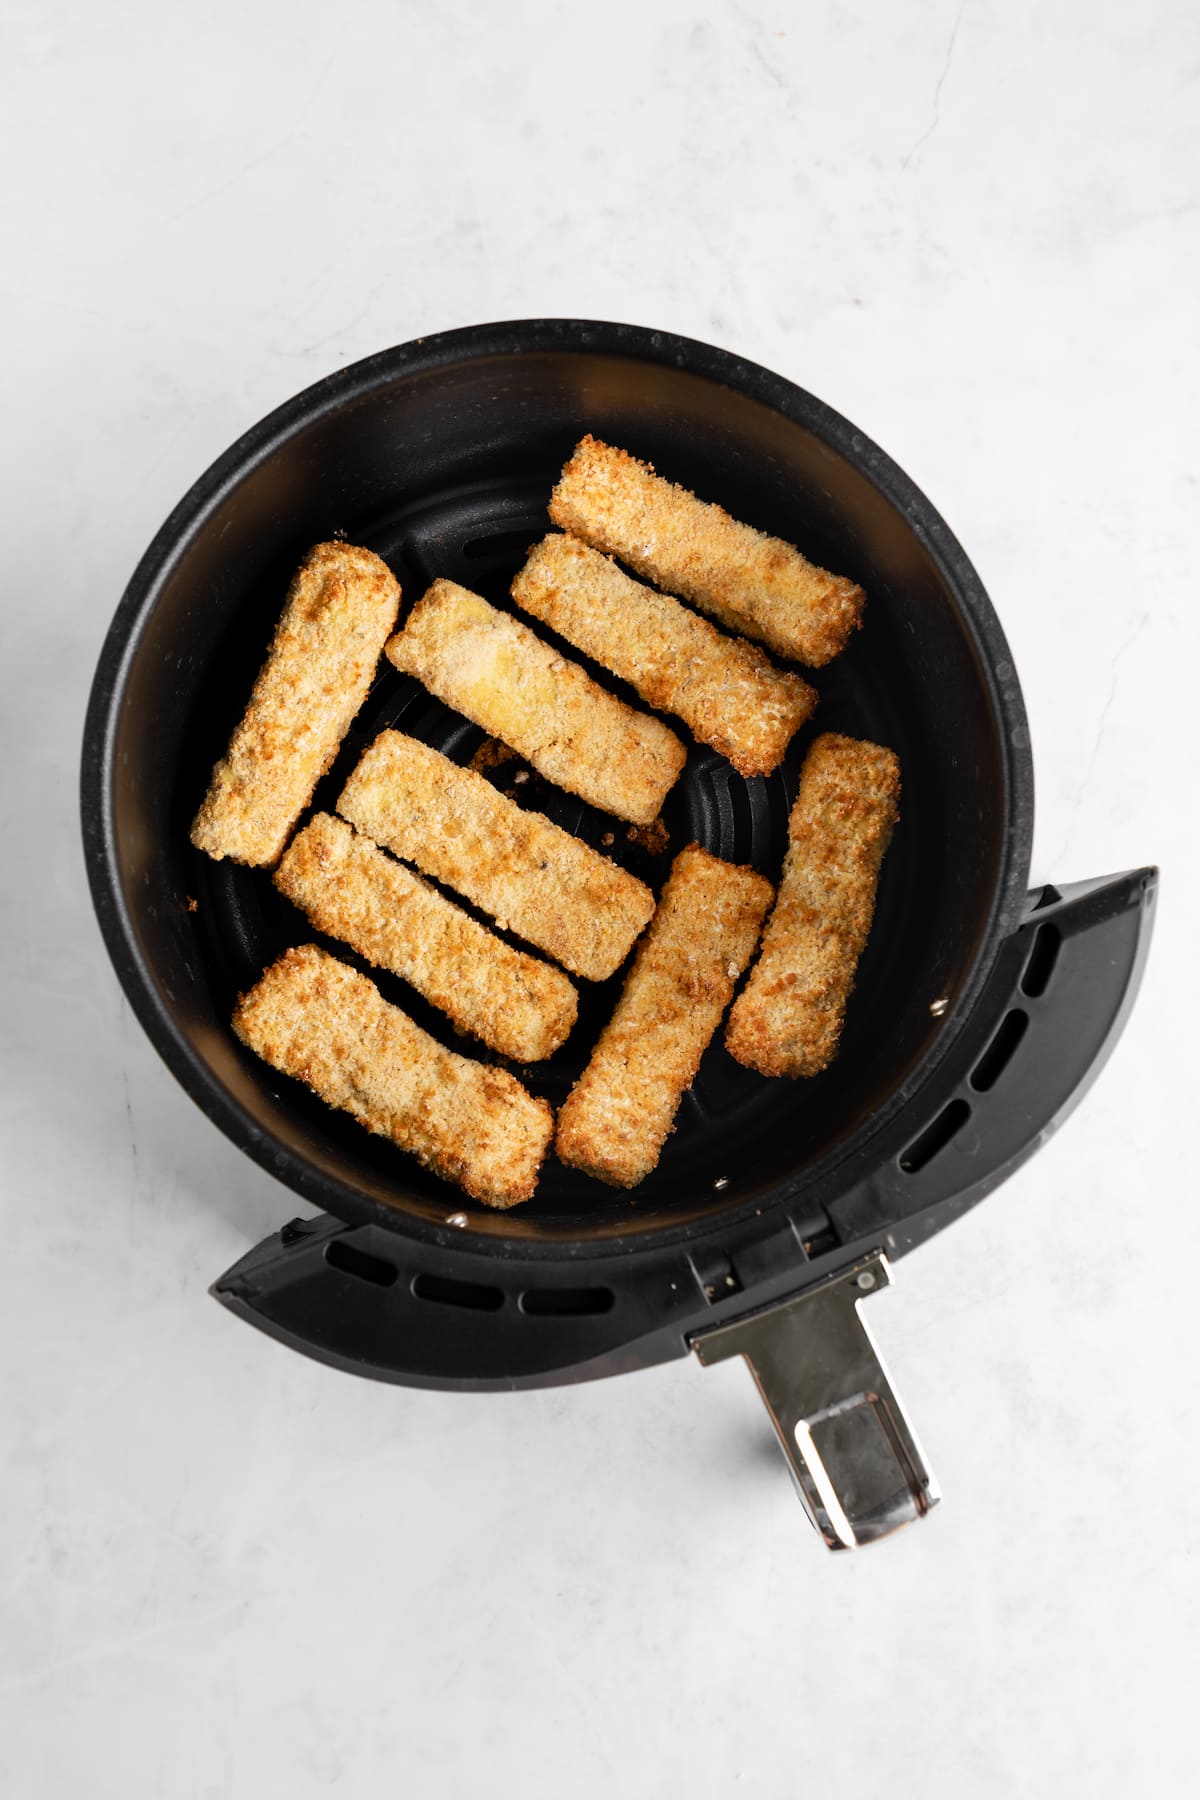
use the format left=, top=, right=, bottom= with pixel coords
left=274, top=814, right=578, bottom=1062
left=548, top=436, right=863, bottom=668
left=191, top=542, right=400, bottom=865
left=233, top=945, right=552, bottom=1209
left=385, top=579, right=686, bottom=825
left=337, top=732, right=654, bottom=982
left=556, top=846, right=774, bottom=1189
left=512, top=534, right=818, bottom=777
left=726, top=733, right=900, bottom=1078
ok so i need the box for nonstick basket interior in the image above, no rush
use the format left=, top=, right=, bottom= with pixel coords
left=91, top=328, right=1023, bottom=1245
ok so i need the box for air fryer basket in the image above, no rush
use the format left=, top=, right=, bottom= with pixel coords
left=82, top=321, right=1155, bottom=1547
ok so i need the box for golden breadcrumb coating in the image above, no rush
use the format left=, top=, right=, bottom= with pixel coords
left=337, top=732, right=654, bottom=983
left=232, top=945, right=553, bottom=1209
left=725, top=733, right=900, bottom=1078
left=548, top=436, right=863, bottom=668
left=190, top=541, right=400, bottom=866
left=274, top=814, right=578, bottom=1062
left=385, top=579, right=686, bottom=825
left=555, top=845, right=774, bottom=1188
left=511, top=533, right=817, bottom=776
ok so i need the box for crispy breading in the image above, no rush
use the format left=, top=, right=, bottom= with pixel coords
left=511, top=533, right=818, bottom=776
left=274, top=814, right=578, bottom=1062
left=385, top=579, right=686, bottom=825
left=725, top=733, right=900, bottom=1078
left=336, top=732, right=655, bottom=982
left=548, top=436, right=863, bottom=668
left=191, top=542, right=400, bottom=866
left=232, top=945, right=553, bottom=1209
left=555, top=845, right=774, bottom=1189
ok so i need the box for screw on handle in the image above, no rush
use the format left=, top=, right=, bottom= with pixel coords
left=693, top=1251, right=939, bottom=1550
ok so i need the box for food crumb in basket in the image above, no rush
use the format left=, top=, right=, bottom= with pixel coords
left=601, top=831, right=615, bottom=847
left=514, top=769, right=529, bottom=784
left=185, top=896, right=199, bottom=913
left=469, top=737, right=516, bottom=774
left=625, top=818, right=670, bottom=855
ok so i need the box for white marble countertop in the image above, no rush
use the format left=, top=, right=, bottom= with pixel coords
left=2, top=1, right=1196, bottom=1794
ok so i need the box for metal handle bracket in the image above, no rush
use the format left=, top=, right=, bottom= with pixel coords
left=693, top=1251, right=938, bottom=1549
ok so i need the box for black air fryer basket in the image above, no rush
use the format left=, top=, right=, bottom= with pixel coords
left=81, top=321, right=1155, bottom=1548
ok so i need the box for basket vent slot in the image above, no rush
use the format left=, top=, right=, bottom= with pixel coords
left=412, top=1272, right=504, bottom=1311
left=1021, top=921, right=1061, bottom=997
left=519, top=1287, right=614, bottom=1317
left=970, top=1009, right=1029, bottom=1092
left=324, top=1240, right=399, bottom=1288
left=900, top=1099, right=971, bottom=1174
